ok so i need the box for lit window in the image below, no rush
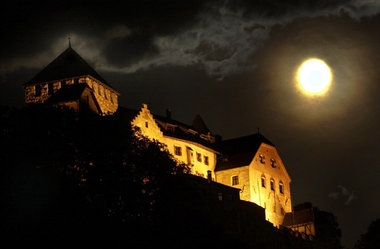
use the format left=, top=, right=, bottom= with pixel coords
left=174, top=146, right=182, bottom=156
left=204, top=156, right=209, bottom=165
left=232, top=175, right=239, bottom=186
left=261, top=175, right=266, bottom=188
left=270, top=179, right=275, bottom=191
left=270, top=158, right=277, bottom=168
left=279, top=181, right=284, bottom=194
left=196, top=153, right=202, bottom=162
left=259, top=154, right=265, bottom=164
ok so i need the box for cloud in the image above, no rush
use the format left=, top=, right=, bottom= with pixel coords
left=328, top=185, right=355, bottom=205
left=1, top=0, right=380, bottom=78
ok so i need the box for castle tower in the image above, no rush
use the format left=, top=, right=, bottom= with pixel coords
left=23, top=46, right=120, bottom=115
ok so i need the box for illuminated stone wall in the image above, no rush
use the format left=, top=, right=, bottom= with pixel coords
left=131, top=104, right=217, bottom=180
left=132, top=104, right=293, bottom=227
left=215, top=143, right=292, bottom=227
left=24, top=75, right=119, bottom=115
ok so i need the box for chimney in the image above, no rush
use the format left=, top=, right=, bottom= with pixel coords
left=166, top=108, right=172, bottom=119
left=207, top=170, right=212, bottom=183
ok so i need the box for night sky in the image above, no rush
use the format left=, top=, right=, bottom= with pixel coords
left=1, top=1, right=379, bottom=247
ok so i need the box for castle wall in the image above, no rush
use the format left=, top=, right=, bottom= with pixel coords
left=215, top=166, right=250, bottom=201
left=24, top=75, right=118, bottom=115
left=131, top=104, right=217, bottom=180
left=250, top=143, right=292, bottom=227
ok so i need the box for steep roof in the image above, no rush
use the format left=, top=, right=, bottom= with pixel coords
left=25, top=47, right=110, bottom=86
left=192, top=114, right=210, bottom=134
left=215, top=133, right=274, bottom=171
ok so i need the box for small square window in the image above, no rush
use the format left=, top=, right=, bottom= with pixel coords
left=232, top=176, right=239, bottom=186
left=204, top=156, right=209, bottom=165
left=174, top=146, right=182, bottom=156
left=196, top=153, right=202, bottom=162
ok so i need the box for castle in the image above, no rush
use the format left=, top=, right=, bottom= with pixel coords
left=23, top=45, right=314, bottom=236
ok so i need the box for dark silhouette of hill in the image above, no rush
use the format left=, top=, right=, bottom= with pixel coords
left=0, top=105, right=342, bottom=249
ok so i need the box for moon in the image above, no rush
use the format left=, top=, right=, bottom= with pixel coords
left=297, top=58, right=332, bottom=95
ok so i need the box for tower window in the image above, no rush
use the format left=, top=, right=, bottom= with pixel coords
left=196, top=153, right=202, bottom=162
left=204, top=156, right=209, bottom=165
left=232, top=175, right=239, bottom=186
left=270, top=179, right=275, bottom=191
left=48, top=83, right=54, bottom=94
left=174, top=146, right=182, bottom=156
left=145, top=122, right=148, bottom=128
left=35, top=85, right=41, bottom=96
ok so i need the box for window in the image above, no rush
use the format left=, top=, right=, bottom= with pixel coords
left=232, top=175, right=239, bottom=186
left=35, top=85, right=41, bottom=96
left=174, top=146, right=182, bottom=156
left=98, top=85, right=102, bottom=96
left=270, top=158, right=277, bottom=168
left=279, top=181, right=284, bottom=194
left=196, top=153, right=202, bottom=162
left=48, top=83, right=54, bottom=94
left=204, top=156, right=209, bottom=165
left=218, top=192, right=223, bottom=201
left=270, top=179, right=275, bottom=191
left=104, top=89, right=108, bottom=99
left=261, top=175, right=266, bottom=188
left=259, top=154, right=265, bottom=164
left=145, top=122, right=148, bottom=128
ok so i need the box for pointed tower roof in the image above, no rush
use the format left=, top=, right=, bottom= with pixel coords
left=192, top=114, right=210, bottom=134
left=24, top=47, right=110, bottom=86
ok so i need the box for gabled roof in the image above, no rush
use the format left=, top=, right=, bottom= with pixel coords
left=215, top=133, right=274, bottom=171
left=24, top=47, right=110, bottom=86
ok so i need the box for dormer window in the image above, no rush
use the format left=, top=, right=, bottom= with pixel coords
left=167, top=125, right=175, bottom=133
left=270, top=159, right=276, bottom=168
left=259, top=154, right=265, bottom=164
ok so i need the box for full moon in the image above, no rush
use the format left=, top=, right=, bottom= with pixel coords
left=297, top=58, right=332, bottom=95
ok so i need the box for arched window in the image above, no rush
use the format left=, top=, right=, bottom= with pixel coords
left=261, top=175, right=266, bottom=188
left=270, top=179, right=275, bottom=191
left=279, top=181, right=284, bottom=194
